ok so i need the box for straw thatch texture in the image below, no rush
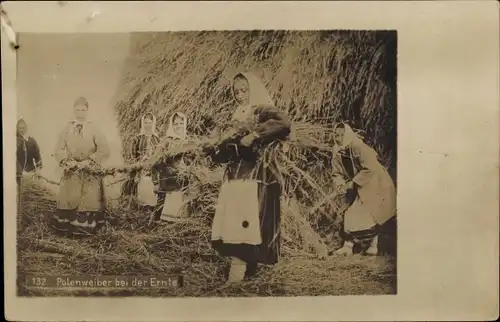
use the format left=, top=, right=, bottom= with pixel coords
left=115, top=31, right=396, bottom=170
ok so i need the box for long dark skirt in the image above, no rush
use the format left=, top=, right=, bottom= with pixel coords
left=121, top=171, right=139, bottom=208
left=51, top=209, right=105, bottom=236
left=152, top=190, right=166, bottom=222
left=211, top=182, right=281, bottom=265
left=122, top=171, right=138, bottom=196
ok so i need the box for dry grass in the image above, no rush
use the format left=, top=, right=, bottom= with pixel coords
left=17, top=180, right=396, bottom=297
left=17, top=31, right=397, bottom=297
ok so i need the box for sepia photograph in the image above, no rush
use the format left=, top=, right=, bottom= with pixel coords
left=3, top=1, right=498, bottom=322
left=16, top=30, right=397, bottom=297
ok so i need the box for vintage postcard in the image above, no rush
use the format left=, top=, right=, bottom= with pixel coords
left=3, top=1, right=499, bottom=322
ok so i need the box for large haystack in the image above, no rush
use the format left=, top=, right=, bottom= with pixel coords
left=114, top=30, right=397, bottom=170
left=112, top=30, right=397, bottom=241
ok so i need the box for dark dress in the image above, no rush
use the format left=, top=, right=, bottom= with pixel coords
left=151, top=138, right=191, bottom=221
left=210, top=104, right=291, bottom=265
left=16, top=135, right=43, bottom=173
left=16, top=135, right=43, bottom=211
left=121, top=134, right=161, bottom=206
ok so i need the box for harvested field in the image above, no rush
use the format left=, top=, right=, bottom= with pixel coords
left=17, top=179, right=396, bottom=297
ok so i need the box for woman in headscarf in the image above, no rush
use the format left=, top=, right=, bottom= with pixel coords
left=16, top=118, right=43, bottom=211
left=209, top=72, right=291, bottom=283
left=122, top=112, right=161, bottom=210
left=51, top=97, right=110, bottom=236
left=151, top=111, right=190, bottom=223
left=331, top=122, right=396, bottom=256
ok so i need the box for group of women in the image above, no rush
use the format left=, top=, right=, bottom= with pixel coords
left=120, top=110, right=189, bottom=224
left=16, top=72, right=396, bottom=284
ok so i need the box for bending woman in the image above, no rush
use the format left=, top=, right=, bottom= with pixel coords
left=210, top=72, right=291, bottom=283
left=332, top=123, right=396, bottom=256
left=51, top=97, right=110, bottom=236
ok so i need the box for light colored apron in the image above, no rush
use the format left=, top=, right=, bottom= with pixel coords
left=160, top=190, right=188, bottom=222
left=137, top=173, right=157, bottom=207
left=211, top=179, right=262, bottom=245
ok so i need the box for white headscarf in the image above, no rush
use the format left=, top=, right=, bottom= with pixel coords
left=332, top=122, right=360, bottom=155
left=139, top=112, right=157, bottom=136
left=231, top=72, right=274, bottom=122
left=165, top=111, right=187, bottom=140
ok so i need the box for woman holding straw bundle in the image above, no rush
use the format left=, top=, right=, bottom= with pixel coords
left=122, top=112, right=161, bottom=211
left=209, top=72, right=291, bottom=283
left=51, top=97, right=110, bottom=236
left=152, top=111, right=191, bottom=224
left=331, top=123, right=396, bottom=256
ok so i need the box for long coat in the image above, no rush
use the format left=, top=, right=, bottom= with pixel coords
left=332, top=128, right=396, bottom=227
left=54, top=121, right=110, bottom=212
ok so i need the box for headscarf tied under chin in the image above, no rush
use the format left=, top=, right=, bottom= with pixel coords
left=332, top=122, right=360, bottom=154
left=231, top=72, right=274, bottom=122
left=139, top=112, right=157, bottom=136
left=165, top=111, right=187, bottom=140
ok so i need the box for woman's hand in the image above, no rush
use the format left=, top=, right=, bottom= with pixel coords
left=77, top=160, right=91, bottom=168
left=240, top=132, right=258, bottom=147
left=338, top=180, right=355, bottom=194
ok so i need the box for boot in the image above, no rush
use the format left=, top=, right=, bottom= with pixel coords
left=227, top=257, right=246, bottom=284
left=335, top=241, right=354, bottom=256
left=245, top=262, right=258, bottom=280
left=365, top=235, right=379, bottom=256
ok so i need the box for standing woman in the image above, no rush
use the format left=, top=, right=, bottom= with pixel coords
left=122, top=112, right=161, bottom=210
left=332, top=123, right=396, bottom=256
left=16, top=118, right=43, bottom=211
left=152, top=111, right=190, bottom=223
left=51, top=97, right=110, bottom=236
left=16, top=118, right=43, bottom=173
left=210, top=72, right=291, bottom=283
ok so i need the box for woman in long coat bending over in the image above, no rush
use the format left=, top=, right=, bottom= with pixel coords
left=332, top=123, right=396, bottom=256
left=210, top=72, right=291, bottom=283
left=51, top=97, right=110, bottom=236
